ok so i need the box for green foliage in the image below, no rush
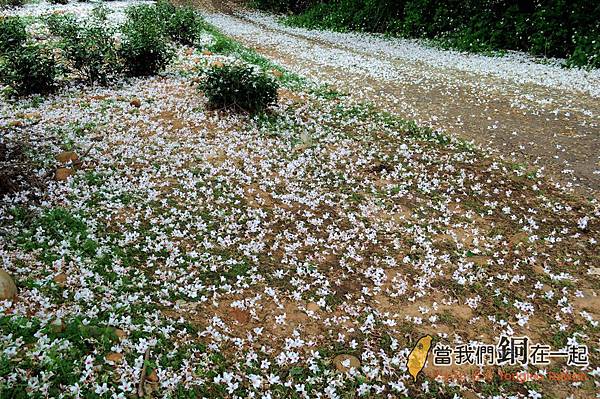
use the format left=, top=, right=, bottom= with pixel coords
left=568, top=34, right=600, bottom=68
left=90, top=3, right=110, bottom=20
left=49, top=0, right=69, bottom=4
left=46, top=13, right=79, bottom=37
left=200, top=63, right=279, bottom=113
left=120, top=4, right=173, bottom=76
left=286, top=0, right=402, bottom=32
left=0, top=316, right=119, bottom=399
left=0, top=0, right=25, bottom=7
left=156, top=0, right=206, bottom=46
left=0, top=43, right=60, bottom=96
left=0, top=16, right=26, bottom=54
left=54, top=11, right=122, bottom=84
left=251, top=0, right=316, bottom=13
left=14, top=207, right=98, bottom=263
left=278, top=0, right=600, bottom=68
left=200, top=24, right=303, bottom=87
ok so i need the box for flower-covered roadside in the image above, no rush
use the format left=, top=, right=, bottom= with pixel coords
left=0, top=1, right=599, bottom=398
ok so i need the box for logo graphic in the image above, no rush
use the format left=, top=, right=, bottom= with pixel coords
left=407, top=335, right=433, bottom=382
left=431, top=335, right=589, bottom=368
left=405, top=334, right=589, bottom=383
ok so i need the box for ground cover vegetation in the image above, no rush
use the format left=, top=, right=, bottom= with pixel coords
left=0, top=1, right=598, bottom=398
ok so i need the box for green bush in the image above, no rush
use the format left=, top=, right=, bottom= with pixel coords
left=120, top=4, right=173, bottom=76
left=47, top=13, right=79, bottom=37
left=286, top=2, right=352, bottom=31
left=60, top=20, right=122, bottom=84
left=0, top=0, right=25, bottom=7
left=47, top=10, right=121, bottom=84
left=153, top=0, right=207, bottom=46
left=0, top=43, right=60, bottom=96
left=200, top=63, right=278, bottom=113
left=90, top=3, right=110, bottom=21
left=568, top=34, right=600, bottom=69
left=0, top=16, right=26, bottom=54
left=285, top=0, right=401, bottom=32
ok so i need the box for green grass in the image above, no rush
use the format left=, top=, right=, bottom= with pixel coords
left=200, top=24, right=304, bottom=88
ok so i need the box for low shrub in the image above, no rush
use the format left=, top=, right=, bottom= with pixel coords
left=90, top=3, right=110, bottom=21
left=200, top=63, right=278, bottom=113
left=154, top=0, right=207, bottom=46
left=155, top=0, right=177, bottom=26
left=0, top=0, right=25, bottom=8
left=0, top=16, right=26, bottom=54
left=166, top=6, right=205, bottom=45
left=61, top=23, right=122, bottom=84
left=47, top=13, right=79, bottom=37
left=120, top=4, right=173, bottom=76
left=0, top=43, right=60, bottom=96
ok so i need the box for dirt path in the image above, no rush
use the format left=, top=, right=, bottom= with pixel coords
left=199, top=9, right=600, bottom=198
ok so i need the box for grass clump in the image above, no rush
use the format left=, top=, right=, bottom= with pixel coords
left=200, top=63, right=279, bottom=113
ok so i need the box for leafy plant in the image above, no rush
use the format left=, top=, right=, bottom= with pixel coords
left=0, top=16, right=26, bottom=54
left=0, top=43, right=60, bottom=96
left=161, top=2, right=206, bottom=46
left=0, top=0, right=25, bottom=7
left=251, top=0, right=316, bottom=13
left=200, top=63, right=278, bottom=113
left=57, top=14, right=122, bottom=84
left=120, top=4, right=173, bottom=76
left=568, top=34, right=600, bottom=69
left=90, top=3, right=111, bottom=21
left=47, top=13, right=79, bottom=37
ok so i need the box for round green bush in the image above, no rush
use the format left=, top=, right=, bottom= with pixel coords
left=154, top=0, right=207, bottom=46
left=0, top=43, right=60, bottom=96
left=200, top=63, right=279, bottom=113
left=48, top=10, right=122, bottom=84
left=120, top=4, right=173, bottom=76
left=47, top=13, right=79, bottom=37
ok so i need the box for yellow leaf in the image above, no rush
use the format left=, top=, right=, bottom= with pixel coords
left=407, top=335, right=433, bottom=382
